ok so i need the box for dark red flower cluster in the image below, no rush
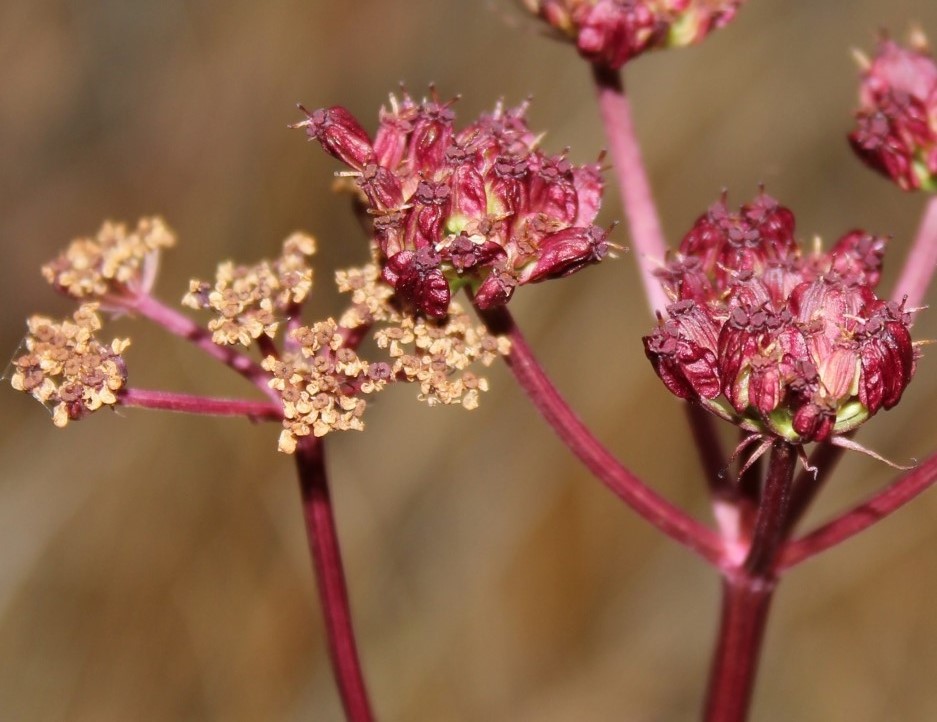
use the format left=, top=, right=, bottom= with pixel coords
left=643, top=192, right=916, bottom=443
left=297, top=93, right=608, bottom=317
left=520, top=0, right=747, bottom=69
left=849, top=35, right=937, bottom=192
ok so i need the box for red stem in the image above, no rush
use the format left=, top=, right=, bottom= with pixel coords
left=779, top=449, right=937, bottom=570
left=591, top=63, right=670, bottom=315
left=129, top=294, right=276, bottom=400
left=294, top=437, right=375, bottom=722
left=703, top=441, right=794, bottom=722
left=477, top=304, right=724, bottom=566
left=744, top=441, right=796, bottom=575
left=591, top=62, right=728, bottom=498
left=892, top=194, right=937, bottom=311
left=703, top=576, right=775, bottom=722
left=120, top=388, right=281, bottom=420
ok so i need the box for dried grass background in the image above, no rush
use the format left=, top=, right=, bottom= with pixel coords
left=2, top=2, right=937, bottom=720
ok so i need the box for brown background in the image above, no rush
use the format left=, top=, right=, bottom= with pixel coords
left=3, top=2, right=937, bottom=720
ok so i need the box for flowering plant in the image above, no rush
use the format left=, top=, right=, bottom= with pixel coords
left=7, top=5, right=937, bottom=721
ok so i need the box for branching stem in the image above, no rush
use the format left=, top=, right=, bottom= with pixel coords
left=477, top=303, right=724, bottom=566
left=294, top=438, right=375, bottom=722
left=120, top=388, right=281, bottom=420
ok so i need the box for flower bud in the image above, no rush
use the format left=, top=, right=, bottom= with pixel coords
left=849, top=36, right=937, bottom=191
left=643, top=300, right=721, bottom=401
left=522, top=225, right=609, bottom=283
left=382, top=249, right=451, bottom=318
left=298, top=106, right=374, bottom=170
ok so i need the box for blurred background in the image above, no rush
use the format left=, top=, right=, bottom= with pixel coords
left=2, top=1, right=937, bottom=720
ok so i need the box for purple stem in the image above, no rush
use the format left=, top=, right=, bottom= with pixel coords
left=120, top=388, right=281, bottom=420
left=129, top=294, right=276, bottom=399
left=892, top=194, right=937, bottom=311
left=703, top=441, right=794, bottom=722
left=703, top=575, right=775, bottom=722
left=477, top=304, right=724, bottom=566
left=591, top=63, right=728, bottom=487
left=294, top=437, right=375, bottom=722
left=779, top=449, right=937, bottom=570
left=743, top=441, right=796, bottom=575
left=591, top=63, right=670, bottom=315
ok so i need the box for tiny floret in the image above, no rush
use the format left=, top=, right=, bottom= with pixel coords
left=264, top=259, right=512, bottom=453
left=183, top=233, right=316, bottom=346
left=42, top=217, right=175, bottom=301
left=10, top=304, right=129, bottom=427
left=374, top=301, right=510, bottom=409
left=263, top=319, right=382, bottom=453
left=643, top=191, right=917, bottom=444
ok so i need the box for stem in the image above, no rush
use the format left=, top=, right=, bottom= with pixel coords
left=744, top=441, right=797, bottom=575
left=120, top=388, right=281, bottom=420
left=703, top=575, right=775, bottom=722
left=780, top=449, right=937, bottom=570
left=702, top=442, right=794, bottom=722
left=477, top=304, right=724, bottom=566
left=129, top=294, right=275, bottom=399
left=591, top=63, right=670, bottom=315
left=294, top=438, right=375, bottom=722
left=892, top=194, right=937, bottom=310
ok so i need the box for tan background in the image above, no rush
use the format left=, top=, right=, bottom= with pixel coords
left=3, top=2, right=937, bottom=720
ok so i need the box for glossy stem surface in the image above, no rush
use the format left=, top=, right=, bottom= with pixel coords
left=120, top=388, right=281, bottom=420
left=893, top=194, right=937, bottom=310
left=591, top=63, right=670, bottom=314
left=781, top=449, right=937, bottom=569
left=703, top=442, right=794, bottom=722
left=478, top=304, right=724, bottom=566
left=744, top=441, right=796, bottom=575
left=131, top=294, right=276, bottom=399
left=703, top=576, right=775, bottom=722
left=294, top=438, right=375, bottom=722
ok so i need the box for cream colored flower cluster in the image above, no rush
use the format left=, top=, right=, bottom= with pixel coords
left=10, top=304, right=129, bottom=427
left=262, top=320, right=390, bottom=452
left=183, top=233, right=316, bottom=346
left=41, top=217, right=175, bottom=299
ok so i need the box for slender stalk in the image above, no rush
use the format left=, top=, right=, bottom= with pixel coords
left=294, top=437, right=375, bottom=722
left=780, top=450, right=937, bottom=570
left=129, top=294, right=275, bottom=398
left=703, top=442, right=794, bottom=722
left=591, top=63, right=670, bottom=314
left=703, top=575, right=775, bottom=722
left=120, top=388, right=281, bottom=420
left=591, top=63, right=729, bottom=507
left=744, top=441, right=796, bottom=575
left=477, top=304, right=724, bottom=566
left=892, top=194, right=937, bottom=310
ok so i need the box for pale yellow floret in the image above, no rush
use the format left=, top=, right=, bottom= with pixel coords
left=42, top=217, right=175, bottom=299
left=10, top=304, right=129, bottom=427
left=183, top=233, right=317, bottom=347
